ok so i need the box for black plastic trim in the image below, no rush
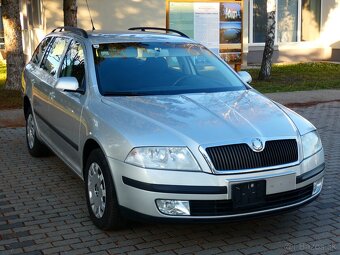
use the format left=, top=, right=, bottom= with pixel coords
left=296, top=163, right=325, bottom=184
left=189, top=183, right=313, bottom=216
left=51, top=26, right=88, bottom=38
left=122, top=176, right=227, bottom=194
left=119, top=193, right=319, bottom=223
left=206, top=139, right=298, bottom=171
left=64, top=88, right=85, bottom=95
left=128, top=27, right=189, bottom=38
left=34, top=110, right=78, bottom=151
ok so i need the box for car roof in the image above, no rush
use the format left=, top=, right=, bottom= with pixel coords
left=49, top=30, right=195, bottom=44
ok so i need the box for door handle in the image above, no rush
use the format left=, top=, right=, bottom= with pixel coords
left=49, top=92, right=56, bottom=100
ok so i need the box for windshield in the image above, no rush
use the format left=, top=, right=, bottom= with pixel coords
left=93, top=42, right=246, bottom=96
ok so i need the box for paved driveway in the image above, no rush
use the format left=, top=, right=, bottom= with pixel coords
left=0, top=102, right=339, bottom=255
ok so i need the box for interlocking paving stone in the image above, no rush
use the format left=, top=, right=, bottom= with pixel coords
left=0, top=102, right=339, bottom=254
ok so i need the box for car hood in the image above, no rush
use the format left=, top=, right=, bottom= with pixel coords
left=101, top=89, right=299, bottom=146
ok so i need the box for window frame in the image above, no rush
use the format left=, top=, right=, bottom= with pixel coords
left=40, top=36, right=71, bottom=78
left=31, top=36, right=54, bottom=66
left=249, top=0, right=322, bottom=46
left=59, top=39, right=87, bottom=90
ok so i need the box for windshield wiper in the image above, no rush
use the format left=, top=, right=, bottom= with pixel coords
left=103, top=91, right=145, bottom=96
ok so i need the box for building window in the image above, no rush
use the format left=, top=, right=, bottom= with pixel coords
left=21, top=0, right=42, bottom=28
left=31, top=0, right=42, bottom=27
left=250, top=0, right=322, bottom=44
left=301, top=0, right=321, bottom=41
left=277, top=0, right=298, bottom=42
left=20, top=0, right=29, bottom=30
left=253, top=0, right=267, bottom=43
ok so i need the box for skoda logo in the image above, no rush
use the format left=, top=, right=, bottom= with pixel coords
left=251, top=138, right=264, bottom=152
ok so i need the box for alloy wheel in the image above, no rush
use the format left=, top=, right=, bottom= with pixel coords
left=88, top=162, right=107, bottom=218
left=27, top=114, right=35, bottom=149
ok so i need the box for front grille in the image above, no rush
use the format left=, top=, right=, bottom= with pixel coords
left=190, top=184, right=313, bottom=216
left=205, top=139, right=298, bottom=171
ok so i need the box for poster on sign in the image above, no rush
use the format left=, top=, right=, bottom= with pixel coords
left=194, top=3, right=220, bottom=54
left=168, top=1, right=243, bottom=65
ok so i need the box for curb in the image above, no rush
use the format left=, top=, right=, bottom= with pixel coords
left=0, top=109, right=25, bottom=128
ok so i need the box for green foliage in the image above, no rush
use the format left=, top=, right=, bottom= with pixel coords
left=0, top=62, right=6, bottom=88
left=0, top=63, right=22, bottom=109
left=248, top=62, right=340, bottom=93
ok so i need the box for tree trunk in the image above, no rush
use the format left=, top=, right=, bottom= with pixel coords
left=2, top=0, right=25, bottom=90
left=258, top=0, right=276, bottom=80
left=63, top=0, right=77, bottom=27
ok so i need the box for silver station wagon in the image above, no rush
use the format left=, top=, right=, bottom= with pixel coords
left=22, top=27, right=325, bottom=230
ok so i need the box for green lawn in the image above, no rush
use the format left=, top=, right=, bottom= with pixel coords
left=0, top=63, right=23, bottom=109
left=247, top=62, right=340, bottom=93
left=0, top=62, right=340, bottom=109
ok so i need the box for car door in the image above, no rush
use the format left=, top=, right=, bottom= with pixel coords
left=29, top=36, right=54, bottom=138
left=48, top=39, right=86, bottom=173
left=32, top=36, right=70, bottom=144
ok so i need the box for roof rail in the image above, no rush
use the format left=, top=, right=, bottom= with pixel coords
left=128, top=27, right=189, bottom=38
left=51, top=26, right=88, bottom=38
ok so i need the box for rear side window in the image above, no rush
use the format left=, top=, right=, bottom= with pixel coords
left=31, top=37, right=53, bottom=65
left=41, top=37, right=70, bottom=77
left=60, top=40, right=85, bottom=86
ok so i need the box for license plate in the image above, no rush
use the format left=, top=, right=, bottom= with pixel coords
left=232, top=180, right=266, bottom=209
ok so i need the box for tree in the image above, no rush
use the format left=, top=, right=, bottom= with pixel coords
left=258, top=0, right=276, bottom=80
left=63, top=0, right=77, bottom=27
left=1, top=0, right=25, bottom=90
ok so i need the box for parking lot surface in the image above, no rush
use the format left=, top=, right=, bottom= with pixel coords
left=0, top=102, right=339, bottom=255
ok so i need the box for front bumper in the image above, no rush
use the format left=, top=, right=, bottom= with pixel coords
left=107, top=149, right=324, bottom=221
left=119, top=189, right=320, bottom=223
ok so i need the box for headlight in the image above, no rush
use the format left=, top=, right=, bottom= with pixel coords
left=301, top=131, right=322, bottom=159
left=125, top=147, right=201, bottom=171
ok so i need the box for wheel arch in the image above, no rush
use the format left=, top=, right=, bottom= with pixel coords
left=23, top=96, right=31, bottom=119
left=82, top=138, right=105, bottom=177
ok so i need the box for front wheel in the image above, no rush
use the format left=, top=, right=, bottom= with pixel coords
left=84, top=149, right=126, bottom=230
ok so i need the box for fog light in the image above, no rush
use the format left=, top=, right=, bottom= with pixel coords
left=156, top=199, right=190, bottom=216
left=313, top=178, right=323, bottom=195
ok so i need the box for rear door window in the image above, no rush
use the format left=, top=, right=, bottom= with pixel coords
left=31, top=37, right=53, bottom=65
left=41, top=37, right=70, bottom=77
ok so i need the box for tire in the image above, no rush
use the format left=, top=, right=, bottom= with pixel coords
left=25, top=107, right=49, bottom=157
left=84, top=148, right=126, bottom=230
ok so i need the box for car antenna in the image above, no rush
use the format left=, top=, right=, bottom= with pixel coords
left=85, top=0, right=95, bottom=30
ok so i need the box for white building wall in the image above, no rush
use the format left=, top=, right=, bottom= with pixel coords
left=78, top=0, right=166, bottom=31
left=320, top=0, right=340, bottom=50
left=43, top=0, right=166, bottom=32
left=20, top=0, right=340, bottom=62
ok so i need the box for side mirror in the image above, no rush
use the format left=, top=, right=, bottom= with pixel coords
left=237, top=71, right=252, bottom=84
left=55, top=77, right=84, bottom=94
